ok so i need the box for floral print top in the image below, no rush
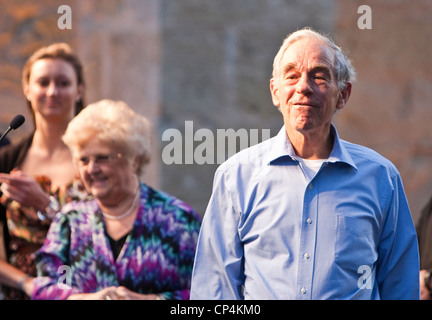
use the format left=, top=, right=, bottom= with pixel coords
left=0, top=172, right=88, bottom=300
left=32, top=182, right=201, bottom=300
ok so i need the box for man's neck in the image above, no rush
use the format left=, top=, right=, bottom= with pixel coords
left=286, top=125, right=334, bottom=160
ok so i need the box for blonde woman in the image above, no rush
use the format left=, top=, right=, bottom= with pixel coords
left=0, top=43, right=88, bottom=299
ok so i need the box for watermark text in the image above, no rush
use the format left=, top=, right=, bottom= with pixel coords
left=58, top=5, right=72, bottom=30
left=162, top=121, right=271, bottom=165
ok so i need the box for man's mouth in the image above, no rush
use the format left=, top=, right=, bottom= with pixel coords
left=293, top=102, right=319, bottom=108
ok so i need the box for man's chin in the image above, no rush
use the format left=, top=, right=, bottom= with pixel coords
left=294, top=121, right=315, bottom=133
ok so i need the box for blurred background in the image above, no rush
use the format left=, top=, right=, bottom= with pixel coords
left=0, top=0, right=431, bottom=223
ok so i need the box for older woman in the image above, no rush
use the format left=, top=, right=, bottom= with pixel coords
left=32, top=99, right=201, bottom=300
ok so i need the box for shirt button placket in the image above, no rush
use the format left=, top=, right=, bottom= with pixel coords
left=297, top=181, right=317, bottom=299
left=304, top=219, right=312, bottom=261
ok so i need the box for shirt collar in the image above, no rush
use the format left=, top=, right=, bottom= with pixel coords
left=266, top=124, right=357, bottom=170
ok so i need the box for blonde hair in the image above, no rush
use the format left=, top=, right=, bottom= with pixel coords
left=22, top=43, right=85, bottom=125
left=62, top=99, right=152, bottom=177
left=272, top=27, right=356, bottom=90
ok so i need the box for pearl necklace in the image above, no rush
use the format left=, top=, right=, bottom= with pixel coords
left=101, top=189, right=140, bottom=220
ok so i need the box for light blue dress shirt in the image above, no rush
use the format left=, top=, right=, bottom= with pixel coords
left=190, top=125, right=419, bottom=300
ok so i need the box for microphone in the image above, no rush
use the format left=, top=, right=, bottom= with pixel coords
left=0, top=114, right=25, bottom=143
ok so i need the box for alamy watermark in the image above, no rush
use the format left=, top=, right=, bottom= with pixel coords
left=161, top=121, right=271, bottom=165
left=357, top=5, right=372, bottom=30
left=357, top=265, right=372, bottom=290
left=57, top=263, right=373, bottom=291
left=57, top=5, right=72, bottom=30
left=57, top=265, right=72, bottom=287
left=56, top=4, right=372, bottom=31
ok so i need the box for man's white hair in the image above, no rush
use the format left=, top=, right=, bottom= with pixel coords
left=272, top=27, right=356, bottom=90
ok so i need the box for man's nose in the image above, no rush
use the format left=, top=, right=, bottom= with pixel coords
left=296, top=74, right=313, bottom=95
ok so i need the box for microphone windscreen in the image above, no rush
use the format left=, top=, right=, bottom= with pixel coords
left=9, top=114, right=25, bottom=130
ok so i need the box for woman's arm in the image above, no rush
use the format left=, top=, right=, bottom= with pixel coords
left=0, top=259, right=34, bottom=296
left=32, top=211, right=76, bottom=300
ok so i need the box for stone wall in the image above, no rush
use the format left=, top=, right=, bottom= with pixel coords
left=160, top=0, right=335, bottom=216
left=0, top=0, right=431, bottom=222
left=0, top=1, right=75, bottom=133
left=0, top=0, right=161, bottom=188
left=334, top=0, right=432, bottom=222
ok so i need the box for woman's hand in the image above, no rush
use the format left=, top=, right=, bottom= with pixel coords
left=67, top=286, right=119, bottom=300
left=0, top=170, right=50, bottom=211
left=420, top=270, right=432, bottom=300
left=113, top=286, right=158, bottom=300
left=20, top=276, right=35, bottom=297
left=67, top=286, right=159, bottom=300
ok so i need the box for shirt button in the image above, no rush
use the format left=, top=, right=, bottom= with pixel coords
left=306, top=218, right=312, bottom=224
left=304, top=253, right=310, bottom=260
left=308, top=184, right=313, bottom=190
left=301, top=287, right=307, bottom=295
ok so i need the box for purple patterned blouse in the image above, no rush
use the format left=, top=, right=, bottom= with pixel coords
left=32, top=182, right=201, bottom=300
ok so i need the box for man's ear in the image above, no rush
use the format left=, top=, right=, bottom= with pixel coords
left=336, top=82, right=352, bottom=110
left=270, top=78, right=281, bottom=107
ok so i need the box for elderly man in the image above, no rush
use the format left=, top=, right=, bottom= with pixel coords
left=190, top=28, right=419, bottom=300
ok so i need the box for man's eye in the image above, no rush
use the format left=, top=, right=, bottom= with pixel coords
left=314, top=75, right=328, bottom=83
left=284, top=74, right=300, bottom=83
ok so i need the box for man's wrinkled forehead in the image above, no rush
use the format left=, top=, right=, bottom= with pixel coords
left=279, top=38, right=336, bottom=75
